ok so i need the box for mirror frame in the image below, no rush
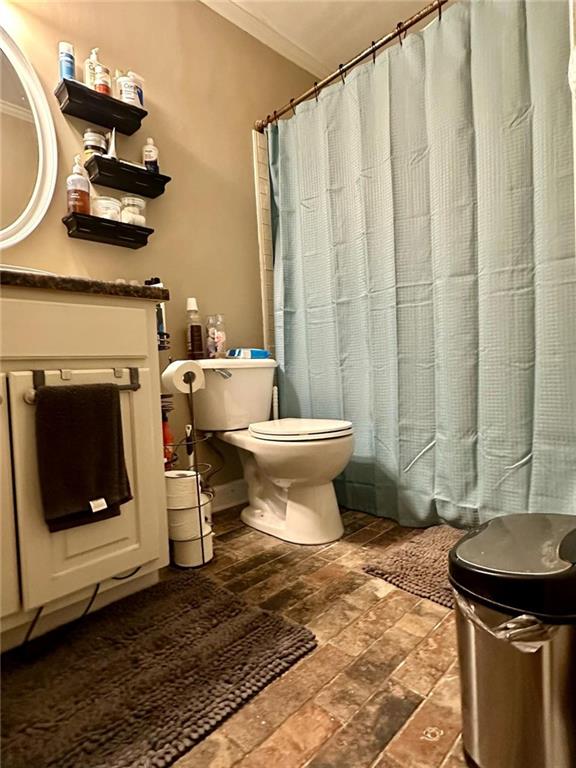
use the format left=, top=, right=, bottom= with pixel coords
left=0, top=27, right=57, bottom=249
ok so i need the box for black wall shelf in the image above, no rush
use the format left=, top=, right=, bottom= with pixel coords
left=54, top=79, right=148, bottom=135
left=62, top=213, right=154, bottom=249
left=85, top=156, right=171, bottom=198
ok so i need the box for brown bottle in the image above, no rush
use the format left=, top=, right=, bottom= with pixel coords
left=186, top=298, right=205, bottom=359
left=66, top=158, right=90, bottom=215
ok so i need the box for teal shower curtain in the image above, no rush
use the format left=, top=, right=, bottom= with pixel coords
left=269, top=0, right=575, bottom=527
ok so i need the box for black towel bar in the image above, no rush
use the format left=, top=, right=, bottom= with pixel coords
left=25, top=368, right=141, bottom=404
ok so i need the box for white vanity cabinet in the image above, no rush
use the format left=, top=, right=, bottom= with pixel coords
left=1, top=374, right=20, bottom=619
left=0, top=277, right=169, bottom=649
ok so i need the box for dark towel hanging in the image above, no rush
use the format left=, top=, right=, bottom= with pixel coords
left=35, top=383, right=133, bottom=532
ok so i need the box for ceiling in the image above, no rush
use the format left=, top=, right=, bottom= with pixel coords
left=201, top=0, right=436, bottom=78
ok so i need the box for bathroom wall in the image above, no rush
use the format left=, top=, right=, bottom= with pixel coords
left=3, top=0, right=312, bottom=483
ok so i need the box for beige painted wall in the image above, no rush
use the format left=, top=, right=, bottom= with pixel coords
left=2, top=0, right=311, bottom=482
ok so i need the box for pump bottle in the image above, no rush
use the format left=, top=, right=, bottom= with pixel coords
left=66, top=155, right=90, bottom=214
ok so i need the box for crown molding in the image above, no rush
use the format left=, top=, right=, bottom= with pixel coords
left=200, top=0, right=329, bottom=78
left=0, top=98, right=34, bottom=123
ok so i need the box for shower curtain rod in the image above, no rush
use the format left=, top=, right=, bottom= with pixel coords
left=255, top=0, right=449, bottom=132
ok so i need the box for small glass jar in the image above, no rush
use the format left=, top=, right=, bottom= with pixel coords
left=121, top=196, right=146, bottom=226
left=83, top=128, right=107, bottom=164
left=92, top=195, right=121, bottom=221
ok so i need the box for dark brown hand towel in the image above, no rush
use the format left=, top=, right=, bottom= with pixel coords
left=35, top=383, right=132, bottom=532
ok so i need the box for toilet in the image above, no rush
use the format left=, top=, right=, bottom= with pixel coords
left=193, top=359, right=354, bottom=544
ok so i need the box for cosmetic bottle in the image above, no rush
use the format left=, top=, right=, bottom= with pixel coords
left=94, top=64, right=111, bottom=96
left=66, top=155, right=90, bottom=215
left=83, top=48, right=100, bottom=89
left=58, top=42, right=75, bottom=80
left=117, top=71, right=144, bottom=107
left=143, top=138, right=159, bottom=173
left=128, top=71, right=144, bottom=106
left=83, top=128, right=107, bottom=163
left=186, top=298, right=205, bottom=360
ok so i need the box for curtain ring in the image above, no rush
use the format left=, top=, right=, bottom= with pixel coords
left=290, top=98, right=296, bottom=116
left=396, top=21, right=406, bottom=45
left=266, top=114, right=271, bottom=127
left=339, top=64, right=346, bottom=84
left=273, top=110, right=278, bottom=125
left=314, top=82, right=319, bottom=102
left=371, top=41, right=377, bottom=65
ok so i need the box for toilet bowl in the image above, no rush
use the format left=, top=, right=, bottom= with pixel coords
left=191, top=360, right=354, bottom=545
left=220, top=418, right=354, bottom=544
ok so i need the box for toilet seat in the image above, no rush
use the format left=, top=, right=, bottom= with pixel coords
left=249, top=417, right=353, bottom=442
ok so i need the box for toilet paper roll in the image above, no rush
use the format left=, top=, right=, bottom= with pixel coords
left=165, top=470, right=202, bottom=509
left=168, top=497, right=212, bottom=541
left=161, top=360, right=205, bottom=395
left=173, top=530, right=214, bottom=568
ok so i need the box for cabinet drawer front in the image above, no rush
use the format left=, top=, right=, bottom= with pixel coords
left=9, top=368, right=166, bottom=609
left=1, top=299, right=148, bottom=359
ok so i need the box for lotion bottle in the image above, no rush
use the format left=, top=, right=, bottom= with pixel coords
left=83, top=48, right=100, bottom=89
left=143, top=138, right=159, bottom=173
left=66, top=155, right=90, bottom=214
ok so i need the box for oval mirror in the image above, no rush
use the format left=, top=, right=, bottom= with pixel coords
left=0, top=27, right=57, bottom=249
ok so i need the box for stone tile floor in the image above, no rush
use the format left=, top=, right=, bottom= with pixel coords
left=175, top=507, right=467, bottom=768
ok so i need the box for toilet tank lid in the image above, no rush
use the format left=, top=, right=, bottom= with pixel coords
left=197, top=358, right=277, bottom=369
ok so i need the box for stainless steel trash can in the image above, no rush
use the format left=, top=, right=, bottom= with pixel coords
left=449, top=513, right=576, bottom=768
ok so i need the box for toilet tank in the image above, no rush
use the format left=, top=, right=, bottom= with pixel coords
left=194, top=359, right=277, bottom=431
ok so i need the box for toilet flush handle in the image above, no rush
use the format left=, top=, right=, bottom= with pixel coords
left=214, top=369, right=232, bottom=380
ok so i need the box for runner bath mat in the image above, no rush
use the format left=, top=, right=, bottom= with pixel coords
left=1, top=570, right=316, bottom=768
left=364, top=524, right=465, bottom=608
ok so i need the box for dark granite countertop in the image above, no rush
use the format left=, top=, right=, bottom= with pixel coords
left=0, top=269, right=170, bottom=301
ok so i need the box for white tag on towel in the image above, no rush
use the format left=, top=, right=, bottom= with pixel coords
left=89, top=498, right=108, bottom=513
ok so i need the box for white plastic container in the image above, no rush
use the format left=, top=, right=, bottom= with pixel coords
left=83, top=48, right=100, bottom=89
left=92, top=196, right=121, bottom=221
left=173, top=530, right=214, bottom=568
left=193, top=358, right=277, bottom=431
left=117, top=71, right=141, bottom=106
left=121, top=196, right=146, bottom=226
left=167, top=496, right=212, bottom=541
left=142, top=137, right=159, bottom=172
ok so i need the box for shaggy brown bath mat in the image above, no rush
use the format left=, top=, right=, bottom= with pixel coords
left=364, top=524, right=465, bottom=608
left=1, top=571, right=316, bottom=768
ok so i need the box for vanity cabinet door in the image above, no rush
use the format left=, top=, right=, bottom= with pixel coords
left=1, top=374, right=21, bottom=618
left=9, top=368, right=167, bottom=610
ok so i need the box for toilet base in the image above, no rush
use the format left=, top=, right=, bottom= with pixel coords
left=241, top=482, right=344, bottom=545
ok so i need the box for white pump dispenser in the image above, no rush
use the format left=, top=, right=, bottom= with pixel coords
left=83, top=48, right=100, bottom=90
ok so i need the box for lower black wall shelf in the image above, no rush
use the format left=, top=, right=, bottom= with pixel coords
left=62, top=213, right=154, bottom=249
left=85, top=155, right=171, bottom=198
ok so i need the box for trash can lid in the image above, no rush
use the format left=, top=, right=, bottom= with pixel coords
left=449, top=513, right=576, bottom=622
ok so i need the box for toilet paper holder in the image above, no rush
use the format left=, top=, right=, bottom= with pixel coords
left=23, top=367, right=142, bottom=404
